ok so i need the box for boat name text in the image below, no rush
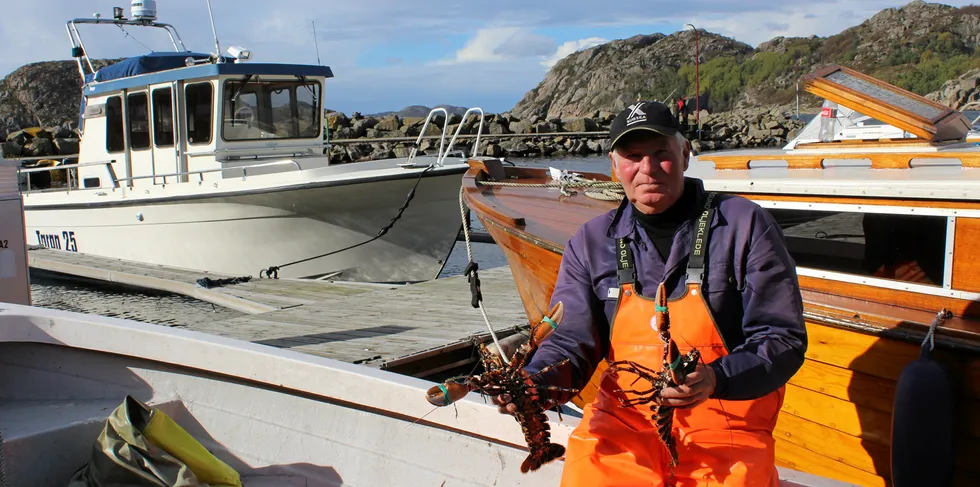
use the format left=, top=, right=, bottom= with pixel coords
left=36, top=231, right=78, bottom=252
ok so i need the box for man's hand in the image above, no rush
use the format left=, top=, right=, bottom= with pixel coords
left=492, top=393, right=557, bottom=415
left=658, top=363, right=717, bottom=408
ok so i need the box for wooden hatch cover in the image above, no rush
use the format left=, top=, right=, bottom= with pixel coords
left=803, top=65, right=972, bottom=142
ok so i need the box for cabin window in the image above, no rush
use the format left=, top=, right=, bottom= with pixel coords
left=105, top=96, right=124, bottom=153
left=221, top=79, right=320, bottom=141
left=185, top=82, right=213, bottom=145
left=127, top=92, right=150, bottom=150
left=766, top=208, right=948, bottom=287
left=152, top=88, right=174, bottom=148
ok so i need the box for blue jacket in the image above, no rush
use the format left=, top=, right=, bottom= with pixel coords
left=525, top=178, right=807, bottom=402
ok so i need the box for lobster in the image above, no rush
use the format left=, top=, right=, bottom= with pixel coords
left=424, top=302, right=578, bottom=473
left=607, top=282, right=701, bottom=468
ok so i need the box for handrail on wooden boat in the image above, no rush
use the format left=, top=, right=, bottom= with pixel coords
left=697, top=149, right=980, bottom=170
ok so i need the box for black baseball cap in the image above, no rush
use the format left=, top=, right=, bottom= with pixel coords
left=608, top=100, right=680, bottom=149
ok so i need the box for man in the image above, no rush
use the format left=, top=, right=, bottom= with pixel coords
left=495, top=100, right=807, bottom=486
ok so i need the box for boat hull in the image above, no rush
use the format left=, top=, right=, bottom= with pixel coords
left=23, top=170, right=464, bottom=282
left=462, top=159, right=980, bottom=487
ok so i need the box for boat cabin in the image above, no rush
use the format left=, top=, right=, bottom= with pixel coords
left=695, top=65, right=980, bottom=326
left=48, top=6, right=334, bottom=193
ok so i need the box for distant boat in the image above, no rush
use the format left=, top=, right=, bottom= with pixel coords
left=462, top=64, right=980, bottom=486
left=19, top=0, right=483, bottom=282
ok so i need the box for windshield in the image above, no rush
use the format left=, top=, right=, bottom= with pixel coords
left=221, top=78, right=321, bottom=141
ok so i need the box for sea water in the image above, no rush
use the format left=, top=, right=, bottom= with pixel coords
left=29, top=155, right=613, bottom=326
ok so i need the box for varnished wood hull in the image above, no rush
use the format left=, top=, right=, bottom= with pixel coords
left=462, top=158, right=980, bottom=487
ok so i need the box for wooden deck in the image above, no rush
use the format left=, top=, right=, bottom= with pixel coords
left=27, top=247, right=529, bottom=376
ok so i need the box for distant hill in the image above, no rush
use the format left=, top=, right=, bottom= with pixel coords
left=365, top=105, right=470, bottom=118
left=511, top=1, right=980, bottom=119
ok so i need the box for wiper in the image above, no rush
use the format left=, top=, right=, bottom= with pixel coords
left=227, top=74, right=254, bottom=103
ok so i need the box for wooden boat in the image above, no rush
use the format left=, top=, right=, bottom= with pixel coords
left=461, top=65, right=980, bottom=487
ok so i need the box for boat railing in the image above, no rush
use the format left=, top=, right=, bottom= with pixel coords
left=186, top=145, right=327, bottom=161
left=117, top=159, right=304, bottom=185
left=405, top=107, right=486, bottom=167
left=406, top=108, right=450, bottom=167
left=18, top=159, right=117, bottom=195
left=18, top=158, right=304, bottom=194
left=66, top=17, right=187, bottom=83
left=442, top=108, right=486, bottom=165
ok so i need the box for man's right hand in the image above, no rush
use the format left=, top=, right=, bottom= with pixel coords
left=492, top=393, right=557, bottom=415
left=492, top=394, right=518, bottom=415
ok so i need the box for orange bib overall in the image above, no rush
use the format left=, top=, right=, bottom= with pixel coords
left=560, top=195, right=784, bottom=487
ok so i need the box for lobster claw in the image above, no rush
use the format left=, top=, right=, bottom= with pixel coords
left=425, top=380, right=474, bottom=407
left=666, top=340, right=686, bottom=385
left=653, top=283, right=669, bottom=336
left=531, top=302, right=564, bottom=345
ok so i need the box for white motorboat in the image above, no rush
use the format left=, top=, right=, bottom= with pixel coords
left=20, top=0, right=481, bottom=282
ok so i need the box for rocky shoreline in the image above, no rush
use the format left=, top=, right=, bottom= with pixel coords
left=325, top=104, right=806, bottom=162
left=1, top=105, right=806, bottom=163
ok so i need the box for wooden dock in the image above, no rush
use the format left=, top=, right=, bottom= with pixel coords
left=28, top=247, right=530, bottom=377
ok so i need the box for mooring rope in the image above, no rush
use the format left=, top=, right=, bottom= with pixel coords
left=459, top=186, right=510, bottom=364
left=0, top=427, right=7, bottom=487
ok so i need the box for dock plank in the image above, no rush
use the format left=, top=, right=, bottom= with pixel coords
left=27, top=247, right=529, bottom=374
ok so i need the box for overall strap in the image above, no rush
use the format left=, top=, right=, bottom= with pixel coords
left=686, top=192, right=718, bottom=285
left=616, top=237, right=636, bottom=287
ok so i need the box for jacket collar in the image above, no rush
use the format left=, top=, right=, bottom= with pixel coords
left=606, top=177, right=723, bottom=282
left=606, top=177, right=713, bottom=239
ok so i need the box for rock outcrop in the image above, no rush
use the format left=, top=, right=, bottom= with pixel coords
left=927, top=67, right=980, bottom=109
left=0, top=59, right=118, bottom=141
left=511, top=1, right=980, bottom=118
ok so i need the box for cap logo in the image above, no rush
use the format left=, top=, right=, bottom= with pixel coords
left=626, top=103, right=647, bottom=126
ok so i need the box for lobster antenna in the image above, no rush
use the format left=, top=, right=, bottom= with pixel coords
left=312, top=20, right=321, bottom=65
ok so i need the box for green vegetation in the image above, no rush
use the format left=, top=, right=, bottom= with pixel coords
left=648, top=28, right=980, bottom=111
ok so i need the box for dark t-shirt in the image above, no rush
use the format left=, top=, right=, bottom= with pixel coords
left=630, top=180, right=700, bottom=259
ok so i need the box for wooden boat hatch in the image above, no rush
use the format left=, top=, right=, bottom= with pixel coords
left=803, top=64, right=972, bottom=143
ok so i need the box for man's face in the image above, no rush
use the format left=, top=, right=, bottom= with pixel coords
left=609, top=132, right=690, bottom=215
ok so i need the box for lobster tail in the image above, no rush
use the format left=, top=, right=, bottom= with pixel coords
left=520, top=442, right=565, bottom=473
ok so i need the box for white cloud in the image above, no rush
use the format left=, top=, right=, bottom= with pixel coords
left=450, top=27, right=556, bottom=64
left=541, top=37, right=608, bottom=68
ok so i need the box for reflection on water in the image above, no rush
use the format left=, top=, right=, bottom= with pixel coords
left=28, top=155, right=613, bottom=326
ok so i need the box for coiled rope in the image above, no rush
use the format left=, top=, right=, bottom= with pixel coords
left=475, top=176, right=625, bottom=201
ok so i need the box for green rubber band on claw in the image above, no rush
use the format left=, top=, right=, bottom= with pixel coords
left=541, top=316, right=558, bottom=330
left=655, top=305, right=668, bottom=312
left=668, top=353, right=683, bottom=371
left=438, top=384, right=451, bottom=406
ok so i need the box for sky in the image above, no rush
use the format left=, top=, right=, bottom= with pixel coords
left=1, top=0, right=977, bottom=114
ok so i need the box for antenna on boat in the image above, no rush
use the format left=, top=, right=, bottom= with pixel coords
left=312, top=20, right=322, bottom=65
left=204, top=0, right=224, bottom=63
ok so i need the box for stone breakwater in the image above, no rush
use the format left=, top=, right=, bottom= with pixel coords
left=323, top=106, right=805, bottom=163
left=0, top=106, right=806, bottom=163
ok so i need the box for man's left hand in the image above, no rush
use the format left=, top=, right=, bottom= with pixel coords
left=658, top=363, right=717, bottom=408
